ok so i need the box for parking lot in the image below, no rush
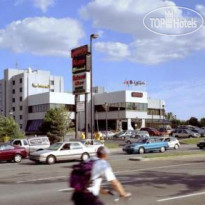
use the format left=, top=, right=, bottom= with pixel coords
left=0, top=144, right=205, bottom=205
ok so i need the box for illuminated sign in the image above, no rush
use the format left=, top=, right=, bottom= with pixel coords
left=32, top=83, right=50, bottom=89
left=71, top=45, right=89, bottom=58
left=72, top=72, right=90, bottom=95
left=131, top=92, right=143, bottom=98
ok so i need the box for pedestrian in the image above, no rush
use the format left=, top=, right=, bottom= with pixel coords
left=71, top=146, right=131, bottom=205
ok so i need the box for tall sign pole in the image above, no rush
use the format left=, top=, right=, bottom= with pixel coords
left=71, top=45, right=91, bottom=139
left=90, top=34, right=99, bottom=139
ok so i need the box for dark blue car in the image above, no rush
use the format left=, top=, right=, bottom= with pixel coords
left=123, top=137, right=169, bottom=154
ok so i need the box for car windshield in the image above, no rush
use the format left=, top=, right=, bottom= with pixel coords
left=48, top=143, right=63, bottom=150
left=133, top=138, right=148, bottom=144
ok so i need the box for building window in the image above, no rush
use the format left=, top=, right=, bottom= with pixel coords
left=20, top=124, right=22, bottom=129
left=20, top=106, right=23, bottom=111
left=19, top=78, right=23, bottom=83
left=50, top=80, right=54, bottom=85
left=50, top=89, right=54, bottom=92
left=20, top=87, right=23, bottom=92
left=12, top=80, right=15, bottom=85
left=148, top=109, right=161, bottom=116
left=20, top=115, right=23, bottom=120
left=12, top=98, right=15, bottom=103
left=20, top=97, right=22, bottom=101
left=13, top=107, right=15, bottom=111
left=12, top=89, right=15, bottom=94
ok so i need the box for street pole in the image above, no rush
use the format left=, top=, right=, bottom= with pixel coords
left=105, top=103, right=108, bottom=139
left=75, top=95, right=78, bottom=139
left=85, top=94, right=88, bottom=139
left=162, top=105, right=165, bottom=129
left=90, top=34, right=99, bottom=139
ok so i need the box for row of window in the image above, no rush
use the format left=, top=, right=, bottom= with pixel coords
left=13, top=106, right=23, bottom=112
left=28, top=103, right=75, bottom=113
left=12, top=97, right=23, bottom=103
left=13, top=78, right=23, bottom=85
left=12, top=88, right=23, bottom=94
left=148, top=109, right=165, bottom=116
left=95, top=102, right=148, bottom=112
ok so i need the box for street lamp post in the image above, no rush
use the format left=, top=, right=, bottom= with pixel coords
left=162, top=105, right=165, bottom=128
left=90, top=34, right=99, bottom=139
left=105, top=102, right=108, bottom=139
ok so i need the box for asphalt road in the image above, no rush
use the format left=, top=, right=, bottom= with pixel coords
left=0, top=146, right=205, bottom=205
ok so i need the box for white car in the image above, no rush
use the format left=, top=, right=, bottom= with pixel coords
left=29, top=141, right=98, bottom=164
left=160, top=137, right=180, bottom=149
left=81, top=139, right=104, bottom=151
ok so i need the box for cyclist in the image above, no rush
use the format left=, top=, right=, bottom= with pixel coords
left=72, top=146, right=131, bottom=205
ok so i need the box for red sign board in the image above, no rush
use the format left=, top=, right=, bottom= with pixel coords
left=72, top=56, right=86, bottom=68
left=131, top=92, right=143, bottom=98
left=71, top=45, right=89, bottom=58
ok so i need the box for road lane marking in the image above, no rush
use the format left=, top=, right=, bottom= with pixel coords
left=157, top=191, right=205, bottom=202
left=17, top=176, right=67, bottom=184
left=16, top=162, right=205, bottom=184
left=114, top=162, right=203, bottom=174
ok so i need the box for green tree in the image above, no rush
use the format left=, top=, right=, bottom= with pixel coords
left=0, top=115, right=24, bottom=140
left=186, top=117, right=200, bottom=127
left=200, top=118, right=205, bottom=127
left=40, top=107, right=71, bottom=143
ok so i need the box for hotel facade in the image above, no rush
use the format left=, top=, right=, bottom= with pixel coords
left=0, top=68, right=166, bottom=133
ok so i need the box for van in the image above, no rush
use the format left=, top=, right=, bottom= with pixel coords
left=10, top=136, right=50, bottom=154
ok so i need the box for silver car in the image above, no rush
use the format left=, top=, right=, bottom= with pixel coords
left=172, top=129, right=200, bottom=138
left=29, top=141, right=98, bottom=164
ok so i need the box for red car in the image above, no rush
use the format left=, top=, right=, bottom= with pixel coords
left=0, top=143, right=27, bottom=163
left=140, top=127, right=161, bottom=136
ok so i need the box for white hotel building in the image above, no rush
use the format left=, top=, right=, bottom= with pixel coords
left=0, top=68, right=166, bottom=133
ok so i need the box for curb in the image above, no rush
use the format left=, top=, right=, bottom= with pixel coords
left=129, top=157, right=150, bottom=161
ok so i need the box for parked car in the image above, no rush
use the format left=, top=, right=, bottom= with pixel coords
left=81, top=139, right=104, bottom=151
left=29, top=141, right=97, bottom=164
left=113, top=130, right=132, bottom=139
left=160, top=137, right=180, bottom=149
left=9, top=136, right=50, bottom=154
left=101, top=131, right=115, bottom=139
left=140, top=127, right=161, bottom=136
left=158, top=128, right=169, bottom=136
left=172, top=129, right=200, bottom=138
left=125, top=135, right=149, bottom=144
left=122, top=137, right=168, bottom=154
left=197, top=139, right=205, bottom=149
left=0, top=143, right=27, bottom=163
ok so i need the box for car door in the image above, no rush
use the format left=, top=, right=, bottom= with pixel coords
left=0, top=145, right=15, bottom=161
left=57, top=143, right=71, bottom=161
left=144, top=138, right=155, bottom=151
left=69, top=143, right=84, bottom=159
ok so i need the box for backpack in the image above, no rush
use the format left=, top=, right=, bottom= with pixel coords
left=69, top=159, right=97, bottom=191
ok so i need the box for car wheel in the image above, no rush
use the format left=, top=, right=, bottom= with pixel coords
left=81, top=153, right=90, bottom=162
left=127, top=140, right=131, bottom=144
left=175, top=135, right=178, bottom=138
left=199, top=147, right=203, bottom=149
left=138, top=147, right=145, bottom=154
left=160, top=147, right=165, bottom=153
left=174, top=144, right=179, bottom=150
left=189, top=135, right=193, bottom=138
left=14, top=154, right=22, bottom=163
left=47, top=155, right=56, bottom=165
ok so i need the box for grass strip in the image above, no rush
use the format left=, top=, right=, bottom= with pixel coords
left=143, top=151, right=205, bottom=159
left=104, top=142, right=119, bottom=149
left=180, top=138, right=204, bottom=145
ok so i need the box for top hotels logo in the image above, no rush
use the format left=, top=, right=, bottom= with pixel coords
left=143, top=6, right=204, bottom=36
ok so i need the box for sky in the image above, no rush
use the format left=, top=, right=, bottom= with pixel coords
left=0, top=0, right=205, bottom=120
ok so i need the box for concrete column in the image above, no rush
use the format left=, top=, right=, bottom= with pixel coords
left=141, top=119, right=145, bottom=128
left=127, top=118, right=133, bottom=130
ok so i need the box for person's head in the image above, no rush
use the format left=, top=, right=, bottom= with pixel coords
left=97, top=146, right=110, bottom=159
